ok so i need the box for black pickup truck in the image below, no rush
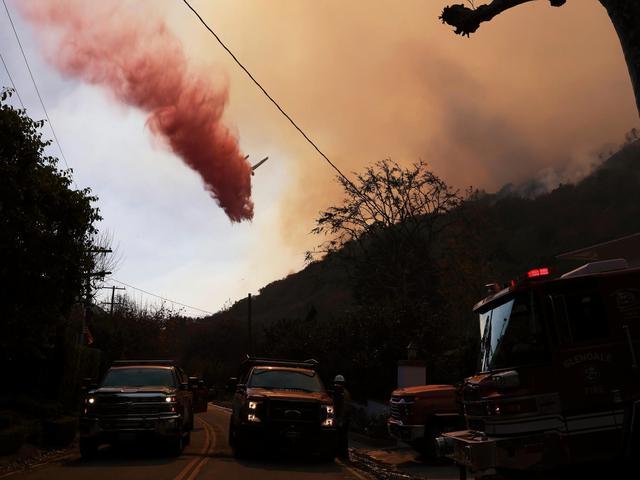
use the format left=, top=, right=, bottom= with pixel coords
left=79, top=360, right=207, bottom=458
left=228, top=357, right=337, bottom=459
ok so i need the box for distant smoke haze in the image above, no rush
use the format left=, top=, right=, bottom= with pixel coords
left=184, top=1, right=638, bottom=249
left=499, top=128, right=640, bottom=199
left=18, top=0, right=253, bottom=222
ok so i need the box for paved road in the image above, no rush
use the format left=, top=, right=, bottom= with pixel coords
left=8, top=405, right=366, bottom=480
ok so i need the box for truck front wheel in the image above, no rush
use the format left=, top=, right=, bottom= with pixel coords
left=229, top=422, right=251, bottom=459
left=168, top=430, right=184, bottom=456
left=187, top=408, right=195, bottom=431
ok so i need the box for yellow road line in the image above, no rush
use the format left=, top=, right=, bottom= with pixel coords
left=186, top=417, right=216, bottom=480
left=208, top=403, right=232, bottom=413
left=174, top=416, right=212, bottom=480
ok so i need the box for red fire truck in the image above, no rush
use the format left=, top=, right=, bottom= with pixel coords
left=436, top=235, right=640, bottom=478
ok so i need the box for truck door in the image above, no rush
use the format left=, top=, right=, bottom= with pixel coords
left=190, top=377, right=208, bottom=413
left=549, top=287, right=624, bottom=462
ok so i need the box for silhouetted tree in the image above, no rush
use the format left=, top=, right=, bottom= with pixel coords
left=308, top=159, right=463, bottom=306
left=440, top=0, right=640, bottom=117
left=0, top=88, right=101, bottom=393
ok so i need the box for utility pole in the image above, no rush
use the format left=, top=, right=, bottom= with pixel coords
left=247, top=293, right=252, bottom=355
left=81, top=248, right=112, bottom=345
left=100, top=285, right=126, bottom=315
left=81, top=274, right=90, bottom=346
left=110, top=285, right=125, bottom=315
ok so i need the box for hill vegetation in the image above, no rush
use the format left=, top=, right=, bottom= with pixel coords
left=168, top=136, right=640, bottom=399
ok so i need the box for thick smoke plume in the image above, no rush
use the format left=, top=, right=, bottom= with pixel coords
left=19, top=0, right=253, bottom=222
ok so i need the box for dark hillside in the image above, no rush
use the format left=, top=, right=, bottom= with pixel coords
left=209, top=139, right=640, bottom=333
left=214, top=252, right=353, bottom=335
left=192, top=140, right=640, bottom=393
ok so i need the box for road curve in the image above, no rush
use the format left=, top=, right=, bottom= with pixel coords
left=5, top=405, right=366, bottom=480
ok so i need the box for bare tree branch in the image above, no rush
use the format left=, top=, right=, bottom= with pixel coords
left=440, top=0, right=566, bottom=37
left=308, top=159, right=463, bottom=304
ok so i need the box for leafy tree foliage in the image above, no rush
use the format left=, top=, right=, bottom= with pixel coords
left=0, top=89, right=100, bottom=393
left=263, top=303, right=458, bottom=400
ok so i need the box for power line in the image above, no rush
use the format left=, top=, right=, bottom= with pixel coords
left=109, top=278, right=214, bottom=315
left=181, top=0, right=357, bottom=191
left=2, top=0, right=70, bottom=172
left=0, top=51, right=25, bottom=108
left=180, top=1, right=389, bottom=220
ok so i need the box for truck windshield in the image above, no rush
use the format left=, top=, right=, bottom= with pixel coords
left=478, top=293, right=549, bottom=372
left=248, top=368, right=324, bottom=392
left=101, top=368, right=175, bottom=387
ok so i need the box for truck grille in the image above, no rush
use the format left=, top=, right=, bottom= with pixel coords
left=390, top=396, right=413, bottom=421
left=267, top=400, right=319, bottom=423
left=94, top=395, right=171, bottom=416
left=99, top=418, right=155, bottom=430
left=97, top=403, right=172, bottom=415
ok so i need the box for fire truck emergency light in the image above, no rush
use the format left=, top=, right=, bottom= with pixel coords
left=526, top=267, right=550, bottom=279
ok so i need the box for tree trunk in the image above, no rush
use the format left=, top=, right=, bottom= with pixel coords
left=599, top=0, right=640, bottom=118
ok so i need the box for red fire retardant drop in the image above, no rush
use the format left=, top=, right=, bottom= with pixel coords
left=19, top=0, right=253, bottom=222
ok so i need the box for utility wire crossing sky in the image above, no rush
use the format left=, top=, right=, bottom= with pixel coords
left=3, top=0, right=70, bottom=172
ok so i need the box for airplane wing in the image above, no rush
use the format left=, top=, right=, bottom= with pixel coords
left=251, top=157, right=269, bottom=175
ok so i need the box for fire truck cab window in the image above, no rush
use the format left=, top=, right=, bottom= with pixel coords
left=560, top=293, right=608, bottom=343
left=478, top=294, right=548, bottom=372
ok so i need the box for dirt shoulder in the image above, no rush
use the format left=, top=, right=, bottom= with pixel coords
left=348, top=433, right=459, bottom=480
left=0, top=442, right=76, bottom=478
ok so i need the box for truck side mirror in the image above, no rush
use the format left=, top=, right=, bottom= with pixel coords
left=207, top=386, right=217, bottom=400
left=226, top=377, right=238, bottom=392
left=188, top=376, right=199, bottom=388
left=81, top=377, right=97, bottom=391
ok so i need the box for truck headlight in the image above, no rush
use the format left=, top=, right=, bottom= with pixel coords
left=247, top=399, right=262, bottom=422
left=84, top=397, right=96, bottom=415
left=247, top=413, right=261, bottom=423
left=321, top=404, right=335, bottom=427
left=165, top=395, right=176, bottom=403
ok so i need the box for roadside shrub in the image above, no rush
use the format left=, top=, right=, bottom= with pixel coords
left=0, top=413, right=13, bottom=429
left=349, top=407, right=390, bottom=439
left=25, top=420, right=43, bottom=445
left=0, top=395, right=61, bottom=419
left=0, top=426, right=27, bottom=455
left=42, top=416, right=77, bottom=448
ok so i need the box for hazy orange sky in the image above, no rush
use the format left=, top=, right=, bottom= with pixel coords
left=175, top=1, right=638, bottom=249
left=4, top=0, right=637, bottom=313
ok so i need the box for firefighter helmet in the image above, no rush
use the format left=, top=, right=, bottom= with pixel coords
left=333, top=374, right=345, bottom=384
